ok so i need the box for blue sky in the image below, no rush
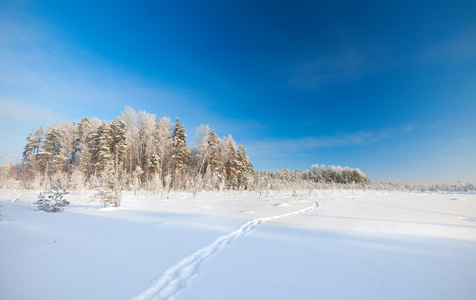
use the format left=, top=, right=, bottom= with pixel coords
left=1, top=0, right=475, bottom=183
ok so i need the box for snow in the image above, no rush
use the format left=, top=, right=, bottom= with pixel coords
left=1, top=190, right=475, bottom=299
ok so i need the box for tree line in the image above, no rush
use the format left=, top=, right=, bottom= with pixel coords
left=3, top=107, right=376, bottom=196
left=19, top=107, right=254, bottom=192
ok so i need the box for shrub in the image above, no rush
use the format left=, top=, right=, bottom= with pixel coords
left=35, top=179, right=70, bottom=212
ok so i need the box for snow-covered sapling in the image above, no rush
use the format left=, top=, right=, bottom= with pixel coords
left=35, top=179, right=70, bottom=212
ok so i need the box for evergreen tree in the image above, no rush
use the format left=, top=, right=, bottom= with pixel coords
left=171, top=118, right=190, bottom=176
left=78, top=117, right=93, bottom=178
left=206, top=129, right=223, bottom=177
left=16, top=107, right=258, bottom=193
left=35, top=178, right=70, bottom=212
left=39, top=126, right=63, bottom=175
left=91, top=161, right=118, bottom=207
left=112, top=120, right=127, bottom=166
left=22, top=129, right=35, bottom=162
left=95, top=122, right=113, bottom=173
left=57, top=121, right=79, bottom=174
left=225, top=139, right=239, bottom=187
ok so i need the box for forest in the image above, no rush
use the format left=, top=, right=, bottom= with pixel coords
left=0, top=107, right=376, bottom=197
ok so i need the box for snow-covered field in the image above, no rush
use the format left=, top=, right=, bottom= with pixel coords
left=1, top=189, right=475, bottom=299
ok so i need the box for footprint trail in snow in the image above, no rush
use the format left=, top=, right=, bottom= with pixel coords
left=132, top=201, right=319, bottom=300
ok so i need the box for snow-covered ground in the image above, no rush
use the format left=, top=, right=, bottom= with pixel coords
left=1, top=190, right=475, bottom=299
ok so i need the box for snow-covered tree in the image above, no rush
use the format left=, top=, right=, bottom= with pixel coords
left=194, top=124, right=211, bottom=174
left=206, top=129, right=223, bottom=177
left=138, top=111, right=157, bottom=176
left=15, top=107, right=258, bottom=193
left=155, top=117, right=173, bottom=180
left=118, top=106, right=139, bottom=174
left=35, top=178, right=70, bottom=212
left=91, top=162, right=118, bottom=207
left=37, top=126, right=63, bottom=175
left=22, top=129, right=35, bottom=162
left=171, top=118, right=190, bottom=178
left=77, top=117, right=93, bottom=177
left=57, top=121, right=79, bottom=174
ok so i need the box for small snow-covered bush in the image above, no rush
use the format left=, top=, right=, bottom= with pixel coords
left=35, top=179, right=70, bottom=212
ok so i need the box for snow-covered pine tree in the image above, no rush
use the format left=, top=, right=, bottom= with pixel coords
left=32, top=127, right=44, bottom=158
left=90, top=121, right=124, bottom=207
left=35, top=178, right=70, bottom=212
left=112, top=120, right=127, bottom=166
left=148, top=154, right=160, bottom=176
left=78, top=117, right=93, bottom=178
left=40, top=126, right=63, bottom=174
left=22, top=129, right=35, bottom=162
left=206, top=129, right=223, bottom=177
left=91, top=161, right=117, bottom=207
left=236, top=145, right=253, bottom=187
left=171, top=118, right=190, bottom=177
left=23, top=128, right=44, bottom=165
left=21, top=129, right=37, bottom=182
left=16, top=107, right=261, bottom=193
left=96, top=122, right=113, bottom=173
left=57, top=121, right=79, bottom=174
left=224, top=136, right=239, bottom=188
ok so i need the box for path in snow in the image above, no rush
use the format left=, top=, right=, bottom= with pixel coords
left=132, top=202, right=319, bottom=300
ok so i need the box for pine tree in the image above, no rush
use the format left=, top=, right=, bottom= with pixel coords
left=171, top=118, right=190, bottom=177
left=236, top=145, right=254, bottom=187
left=78, top=117, right=93, bottom=178
left=22, top=129, right=35, bottom=162
left=206, top=129, right=223, bottom=177
left=32, top=127, right=44, bottom=157
left=35, top=178, right=70, bottom=212
left=39, top=126, right=63, bottom=175
left=91, top=161, right=117, bottom=207
left=21, top=128, right=44, bottom=182
left=112, top=120, right=127, bottom=166
left=225, top=141, right=239, bottom=188
left=16, top=107, right=259, bottom=193
left=57, top=121, right=79, bottom=174
left=96, top=122, right=113, bottom=173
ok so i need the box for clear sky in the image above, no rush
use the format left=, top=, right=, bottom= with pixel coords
left=1, top=0, right=475, bottom=183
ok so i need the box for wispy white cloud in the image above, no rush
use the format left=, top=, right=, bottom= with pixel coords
left=286, top=28, right=476, bottom=89
left=246, top=126, right=414, bottom=159
left=418, top=30, right=476, bottom=62
left=286, top=47, right=385, bottom=88
left=0, top=98, right=61, bottom=124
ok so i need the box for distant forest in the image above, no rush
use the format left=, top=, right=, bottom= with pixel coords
left=1, top=107, right=373, bottom=193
